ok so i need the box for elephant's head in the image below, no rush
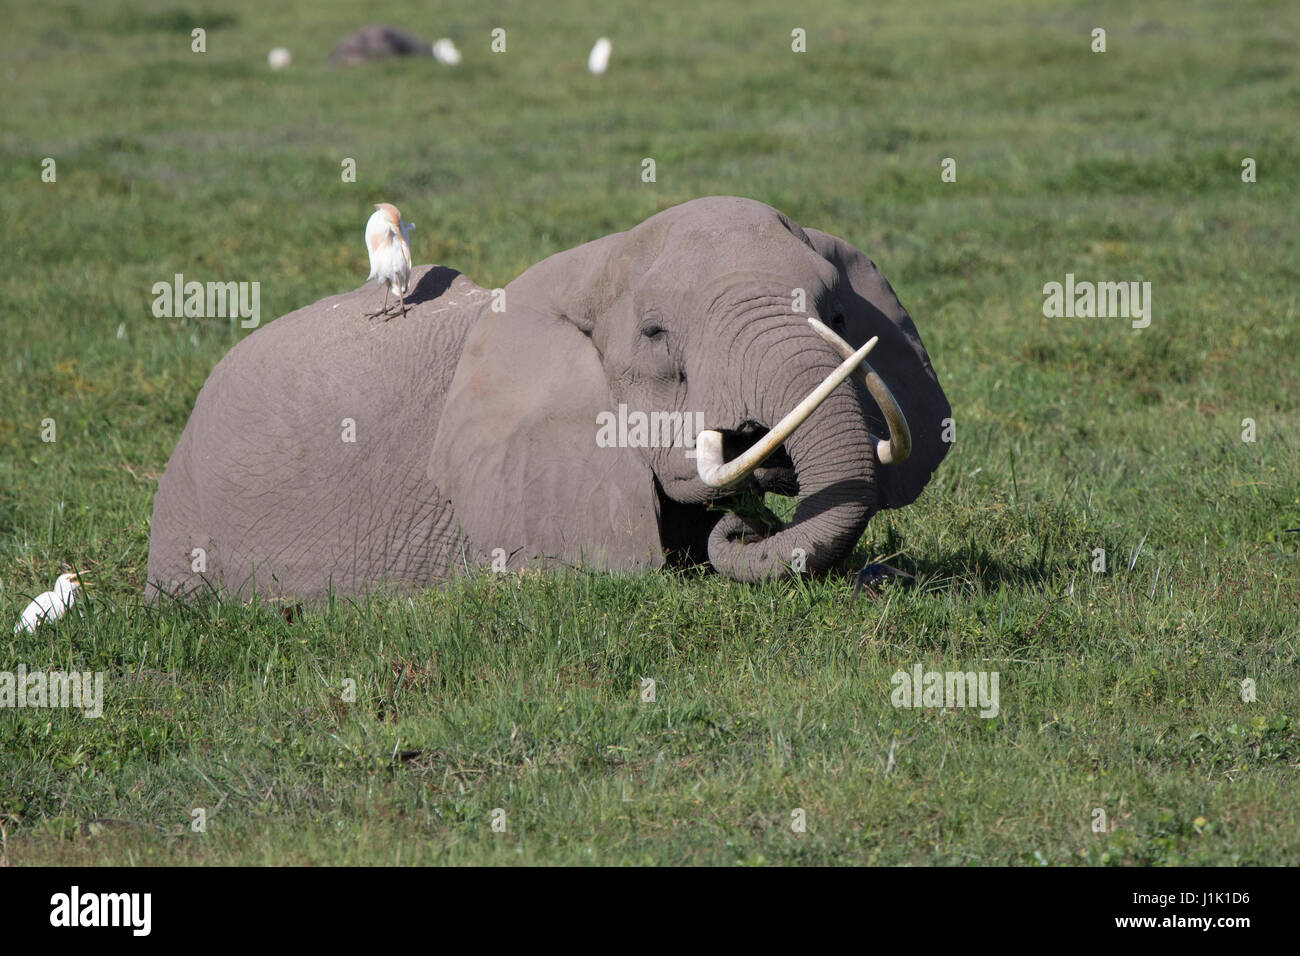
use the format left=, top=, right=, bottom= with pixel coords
left=430, top=197, right=950, bottom=582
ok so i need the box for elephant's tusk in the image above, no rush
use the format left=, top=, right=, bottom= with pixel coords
left=695, top=336, right=879, bottom=488
left=806, top=317, right=912, bottom=466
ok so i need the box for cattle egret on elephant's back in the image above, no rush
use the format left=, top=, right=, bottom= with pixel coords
left=365, top=203, right=414, bottom=319
left=14, top=572, right=82, bottom=634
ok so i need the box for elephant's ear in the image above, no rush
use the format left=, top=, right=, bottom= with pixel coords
left=804, top=228, right=952, bottom=511
left=429, top=299, right=664, bottom=573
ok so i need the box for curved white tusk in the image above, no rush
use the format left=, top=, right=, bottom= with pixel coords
left=806, top=317, right=912, bottom=466
left=696, top=335, right=879, bottom=488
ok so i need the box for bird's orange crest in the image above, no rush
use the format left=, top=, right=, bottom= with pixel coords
left=374, top=202, right=402, bottom=227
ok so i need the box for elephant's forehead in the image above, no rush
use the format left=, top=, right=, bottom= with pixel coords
left=637, top=196, right=795, bottom=242
left=635, top=206, right=822, bottom=280
left=656, top=195, right=782, bottom=222
left=647, top=233, right=837, bottom=301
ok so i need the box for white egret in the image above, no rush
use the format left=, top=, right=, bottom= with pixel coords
left=365, top=203, right=414, bottom=319
left=14, top=572, right=82, bottom=634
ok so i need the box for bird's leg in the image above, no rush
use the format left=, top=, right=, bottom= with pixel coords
left=365, top=286, right=393, bottom=320
left=387, top=289, right=406, bottom=321
left=849, top=576, right=878, bottom=606
left=849, top=563, right=916, bottom=606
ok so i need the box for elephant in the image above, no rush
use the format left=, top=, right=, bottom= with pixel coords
left=145, top=196, right=951, bottom=603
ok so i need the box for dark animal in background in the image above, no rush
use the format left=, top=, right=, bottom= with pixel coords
left=329, top=25, right=433, bottom=67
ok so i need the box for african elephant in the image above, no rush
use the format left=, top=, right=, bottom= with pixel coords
left=145, top=196, right=950, bottom=602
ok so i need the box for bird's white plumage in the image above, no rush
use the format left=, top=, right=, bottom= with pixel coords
left=432, top=38, right=461, bottom=65
left=366, top=204, right=413, bottom=307
left=14, top=572, right=81, bottom=634
left=588, top=38, right=612, bottom=75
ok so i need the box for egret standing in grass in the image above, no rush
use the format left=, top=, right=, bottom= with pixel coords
left=588, top=38, right=611, bottom=75
left=365, top=203, right=414, bottom=319
left=432, top=38, right=461, bottom=65
left=14, top=572, right=82, bottom=634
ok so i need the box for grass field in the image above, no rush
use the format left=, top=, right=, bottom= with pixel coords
left=1, top=0, right=1297, bottom=865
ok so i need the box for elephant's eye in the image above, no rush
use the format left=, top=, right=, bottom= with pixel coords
left=641, top=323, right=666, bottom=340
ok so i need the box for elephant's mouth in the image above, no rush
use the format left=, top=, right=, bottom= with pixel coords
left=656, top=423, right=796, bottom=567
left=721, top=424, right=797, bottom=495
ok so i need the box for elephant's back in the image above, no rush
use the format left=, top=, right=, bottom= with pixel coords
left=148, top=265, right=487, bottom=600
left=208, top=265, right=482, bottom=400
left=193, top=264, right=484, bottom=475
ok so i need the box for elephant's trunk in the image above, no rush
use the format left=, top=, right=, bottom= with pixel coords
left=706, top=323, right=876, bottom=582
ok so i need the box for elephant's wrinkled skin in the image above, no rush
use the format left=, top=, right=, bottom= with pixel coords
left=146, top=197, right=951, bottom=602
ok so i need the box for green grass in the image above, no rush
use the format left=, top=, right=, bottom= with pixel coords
left=1, top=0, right=1297, bottom=865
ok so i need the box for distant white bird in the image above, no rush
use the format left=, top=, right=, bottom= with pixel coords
left=432, top=38, right=461, bottom=65
left=14, top=572, right=82, bottom=634
left=268, top=47, right=292, bottom=70
left=365, top=203, right=414, bottom=318
left=588, top=37, right=612, bottom=75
